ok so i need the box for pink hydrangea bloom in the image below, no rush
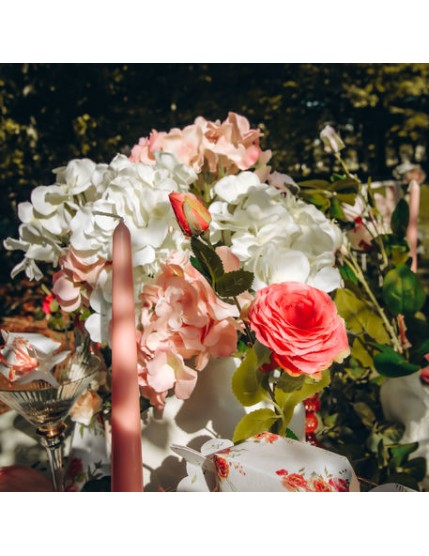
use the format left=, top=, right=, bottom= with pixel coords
left=130, top=112, right=271, bottom=176
left=52, top=248, right=106, bottom=313
left=136, top=253, right=240, bottom=407
left=60, top=248, right=106, bottom=286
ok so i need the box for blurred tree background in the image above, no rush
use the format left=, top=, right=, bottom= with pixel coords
left=1, top=63, right=428, bottom=291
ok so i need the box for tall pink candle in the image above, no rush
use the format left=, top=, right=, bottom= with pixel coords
left=111, top=220, right=143, bottom=492
left=406, top=179, right=421, bottom=273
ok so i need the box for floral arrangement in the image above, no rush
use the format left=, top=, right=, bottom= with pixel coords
left=3, top=112, right=429, bottom=489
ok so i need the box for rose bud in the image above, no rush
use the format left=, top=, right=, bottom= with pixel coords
left=169, top=192, right=211, bottom=237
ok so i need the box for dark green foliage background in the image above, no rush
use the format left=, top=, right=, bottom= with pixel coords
left=1, top=63, right=429, bottom=283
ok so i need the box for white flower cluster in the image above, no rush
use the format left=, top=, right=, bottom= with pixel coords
left=209, top=172, right=343, bottom=292
left=4, top=153, right=196, bottom=343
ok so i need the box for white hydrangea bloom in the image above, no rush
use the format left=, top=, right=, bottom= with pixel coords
left=209, top=172, right=343, bottom=292
left=4, top=152, right=197, bottom=344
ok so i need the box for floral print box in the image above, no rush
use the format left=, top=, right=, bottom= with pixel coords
left=175, top=433, right=360, bottom=492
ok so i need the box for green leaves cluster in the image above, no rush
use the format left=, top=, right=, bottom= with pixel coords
left=231, top=342, right=329, bottom=443
left=319, top=363, right=426, bottom=491
left=297, top=177, right=361, bottom=219
left=306, top=143, right=429, bottom=489
left=190, top=236, right=253, bottom=300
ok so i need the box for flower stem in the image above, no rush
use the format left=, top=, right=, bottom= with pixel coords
left=345, top=253, right=402, bottom=353
left=232, top=296, right=254, bottom=345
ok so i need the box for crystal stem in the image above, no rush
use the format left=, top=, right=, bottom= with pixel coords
left=37, top=423, right=66, bottom=492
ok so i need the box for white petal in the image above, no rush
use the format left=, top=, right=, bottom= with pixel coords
left=85, top=311, right=110, bottom=345
left=17, top=202, right=34, bottom=223
left=308, top=267, right=342, bottom=292
left=268, top=250, right=311, bottom=285
left=31, top=186, right=58, bottom=216
left=214, top=172, right=261, bottom=204
left=133, top=245, right=156, bottom=266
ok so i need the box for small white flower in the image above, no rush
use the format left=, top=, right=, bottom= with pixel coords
left=320, top=125, right=345, bottom=154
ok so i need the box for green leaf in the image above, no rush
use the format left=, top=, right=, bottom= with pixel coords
left=285, top=428, right=299, bottom=440
left=336, top=192, right=359, bottom=205
left=275, top=370, right=330, bottom=432
left=382, top=264, right=426, bottom=316
left=388, top=442, right=418, bottom=468
left=190, top=255, right=204, bottom=274
left=374, top=344, right=420, bottom=377
left=190, top=236, right=224, bottom=283
left=328, top=178, right=360, bottom=195
left=330, top=197, right=346, bottom=220
left=391, top=198, right=409, bottom=239
left=352, top=402, right=376, bottom=428
left=232, top=408, right=280, bottom=443
left=253, top=340, right=272, bottom=366
left=231, top=346, right=267, bottom=406
left=334, top=288, right=390, bottom=343
left=297, top=179, right=331, bottom=189
left=338, top=262, right=358, bottom=285
left=215, top=270, right=254, bottom=297
left=412, top=338, right=429, bottom=363
left=351, top=337, right=374, bottom=370
left=390, top=244, right=411, bottom=266
left=276, top=373, right=305, bottom=393
left=299, top=190, right=330, bottom=211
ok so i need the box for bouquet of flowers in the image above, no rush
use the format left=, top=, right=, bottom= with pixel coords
left=3, top=112, right=428, bottom=489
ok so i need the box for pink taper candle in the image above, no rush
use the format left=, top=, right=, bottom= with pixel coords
left=111, top=220, right=143, bottom=492
left=406, top=179, right=421, bottom=273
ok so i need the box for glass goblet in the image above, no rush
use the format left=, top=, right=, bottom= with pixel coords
left=0, top=348, right=100, bottom=492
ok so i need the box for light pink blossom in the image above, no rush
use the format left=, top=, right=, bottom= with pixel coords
left=136, top=253, right=240, bottom=407
left=52, top=270, right=89, bottom=313
left=70, top=389, right=103, bottom=426
left=0, top=336, right=38, bottom=381
left=60, top=248, right=106, bottom=286
left=52, top=249, right=106, bottom=313
left=130, top=113, right=271, bottom=176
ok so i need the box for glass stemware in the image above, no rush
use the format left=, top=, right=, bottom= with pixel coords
left=0, top=346, right=100, bottom=492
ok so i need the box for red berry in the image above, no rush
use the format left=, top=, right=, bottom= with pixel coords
left=304, top=394, right=321, bottom=413
left=305, top=398, right=321, bottom=412
left=306, top=432, right=319, bottom=446
left=305, top=412, right=318, bottom=434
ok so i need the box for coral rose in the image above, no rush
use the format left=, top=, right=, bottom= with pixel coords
left=309, top=477, right=334, bottom=492
left=281, top=472, right=309, bottom=491
left=248, top=282, right=349, bottom=376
